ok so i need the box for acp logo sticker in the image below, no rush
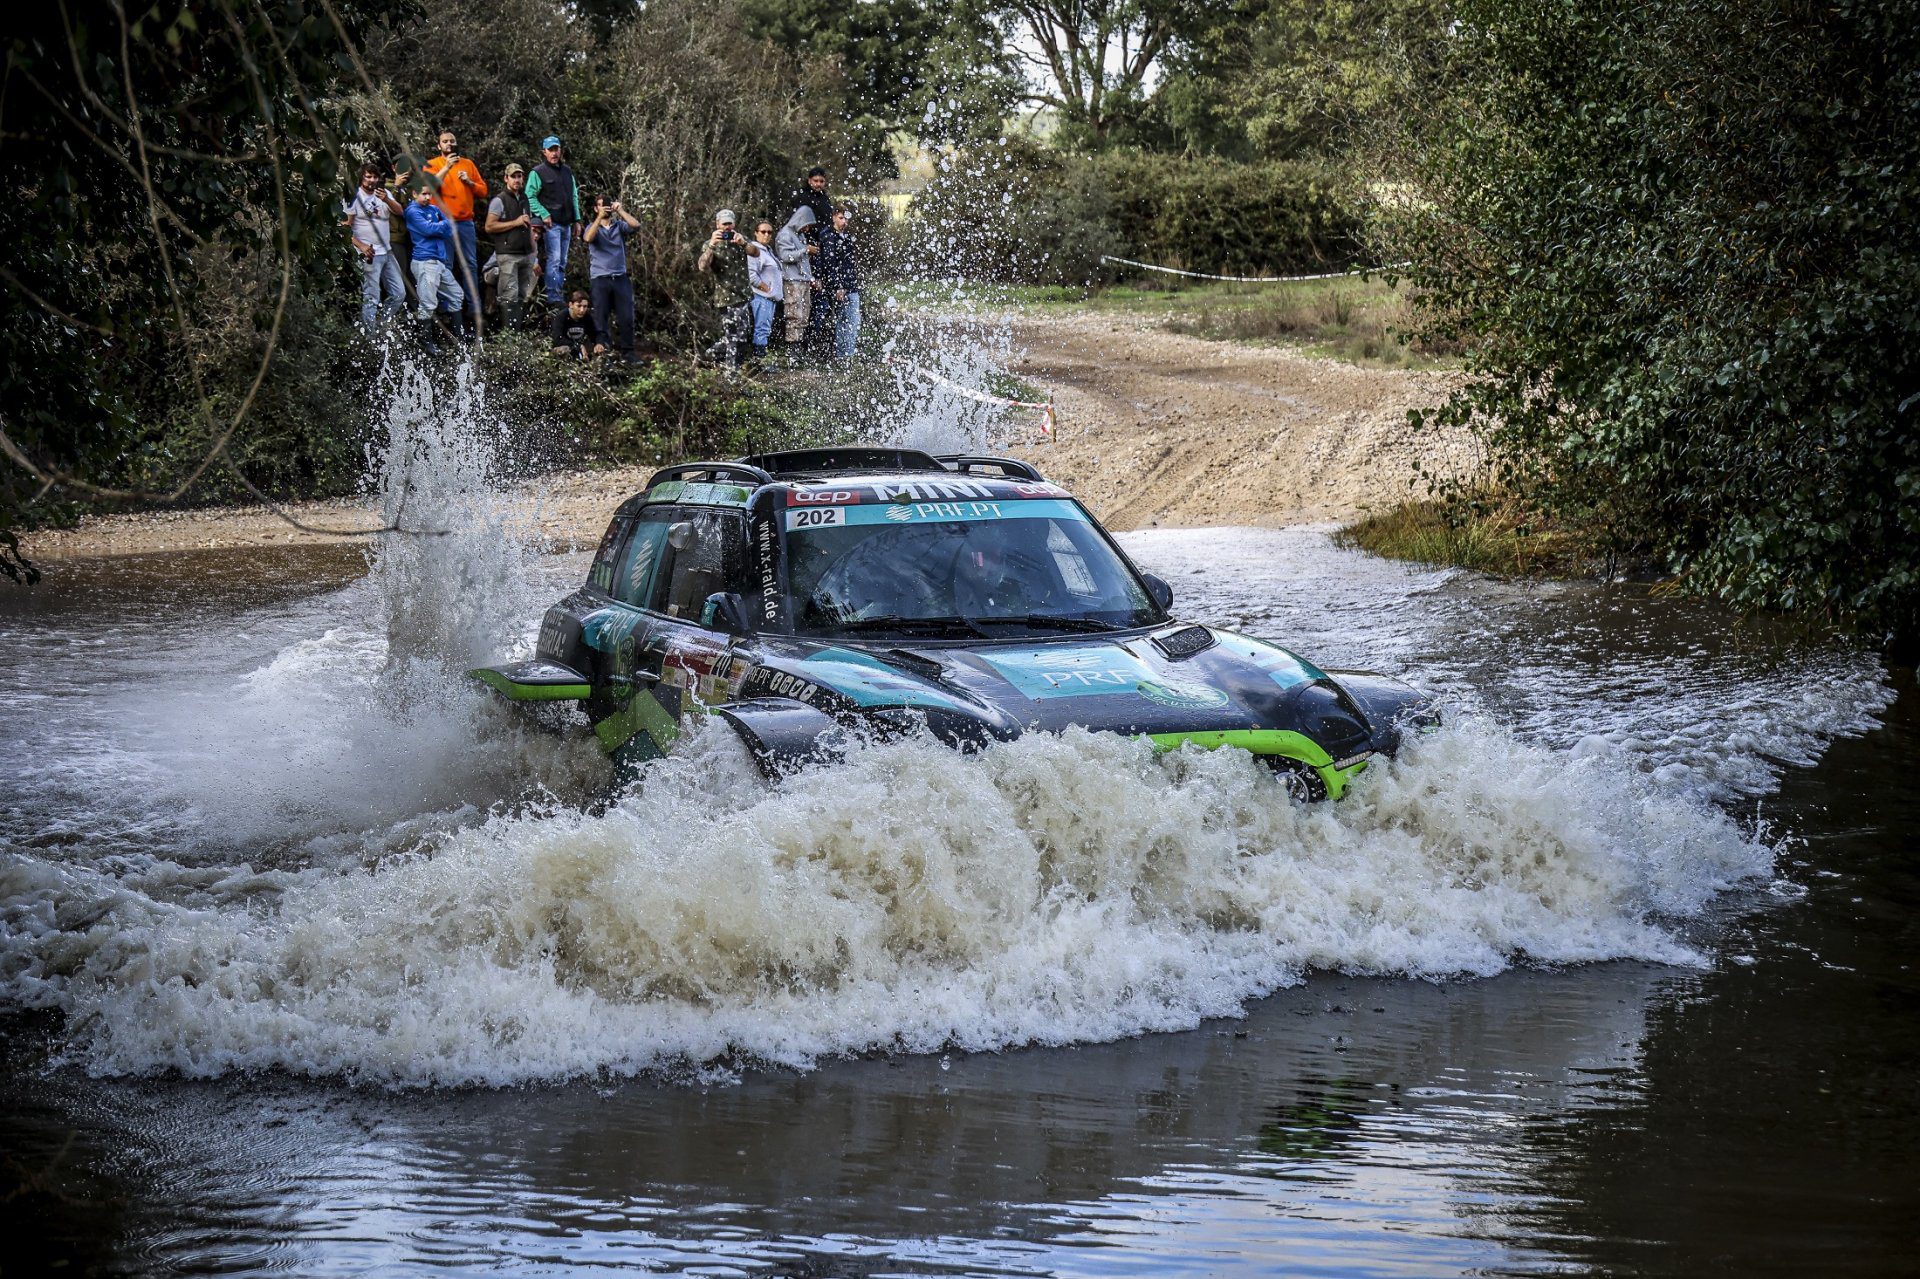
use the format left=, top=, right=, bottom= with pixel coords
left=1136, top=679, right=1231, bottom=710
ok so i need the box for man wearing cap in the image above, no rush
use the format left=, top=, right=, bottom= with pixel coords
left=696, top=209, right=758, bottom=367
left=486, top=164, right=538, bottom=329
left=526, top=136, right=581, bottom=306
left=422, top=128, right=488, bottom=336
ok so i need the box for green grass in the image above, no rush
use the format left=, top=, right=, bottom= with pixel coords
left=1336, top=497, right=1626, bottom=579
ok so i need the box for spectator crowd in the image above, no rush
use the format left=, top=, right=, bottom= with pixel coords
left=343, top=130, right=863, bottom=369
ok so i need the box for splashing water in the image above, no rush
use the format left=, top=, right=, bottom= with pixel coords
left=365, top=349, right=547, bottom=673
left=0, top=709, right=1775, bottom=1086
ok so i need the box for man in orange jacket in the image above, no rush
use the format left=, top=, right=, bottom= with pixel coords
left=424, top=128, right=488, bottom=334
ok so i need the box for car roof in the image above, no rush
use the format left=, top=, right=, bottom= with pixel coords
left=636, top=451, right=1058, bottom=509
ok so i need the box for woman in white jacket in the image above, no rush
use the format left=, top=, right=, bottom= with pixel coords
left=774, top=206, right=818, bottom=346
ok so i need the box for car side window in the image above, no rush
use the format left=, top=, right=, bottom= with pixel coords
left=588, top=505, right=638, bottom=594
left=649, top=509, right=749, bottom=623
left=613, top=510, right=675, bottom=607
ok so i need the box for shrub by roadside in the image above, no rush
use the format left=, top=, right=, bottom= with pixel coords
left=901, top=142, right=1365, bottom=286
left=1338, top=493, right=1649, bottom=581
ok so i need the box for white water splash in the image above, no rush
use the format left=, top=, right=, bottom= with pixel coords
left=0, top=714, right=1771, bottom=1086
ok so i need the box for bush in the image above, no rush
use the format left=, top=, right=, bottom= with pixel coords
left=907, top=141, right=1367, bottom=285
left=1381, top=0, right=1920, bottom=644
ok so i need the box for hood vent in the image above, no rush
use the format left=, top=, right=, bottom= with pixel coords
left=882, top=648, right=947, bottom=682
left=1151, top=625, right=1216, bottom=660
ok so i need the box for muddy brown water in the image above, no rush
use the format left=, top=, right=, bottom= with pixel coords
left=2, top=532, right=1915, bottom=1277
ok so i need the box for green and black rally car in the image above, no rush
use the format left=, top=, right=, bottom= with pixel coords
left=473, top=449, right=1434, bottom=798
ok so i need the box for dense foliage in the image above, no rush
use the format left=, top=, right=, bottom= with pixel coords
left=0, top=0, right=396, bottom=548
left=1383, top=0, right=1920, bottom=643
left=1149, top=0, right=1448, bottom=160
left=908, top=143, right=1365, bottom=282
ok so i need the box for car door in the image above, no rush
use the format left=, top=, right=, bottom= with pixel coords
left=639, top=506, right=753, bottom=725
left=582, top=506, right=678, bottom=759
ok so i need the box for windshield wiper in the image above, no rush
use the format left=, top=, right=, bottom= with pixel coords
left=834, top=615, right=989, bottom=638
left=972, top=614, right=1124, bottom=633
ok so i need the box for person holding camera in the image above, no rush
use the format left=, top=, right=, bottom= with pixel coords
left=342, top=163, right=407, bottom=331
left=697, top=209, right=759, bottom=367
left=583, top=193, right=641, bottom=363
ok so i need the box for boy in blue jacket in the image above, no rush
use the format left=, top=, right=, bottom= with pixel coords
left=404, top=187, right=464, bottom=350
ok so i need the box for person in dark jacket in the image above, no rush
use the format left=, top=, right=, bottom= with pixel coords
left=790, top=167, right=834, bottom=228
left=817, top=207, right=863, bottom=359
left=527, top=135, right=581, bottom=305
left=550, top=290, right=602, bottom=361
left=789, top=168, right=835, bottom=351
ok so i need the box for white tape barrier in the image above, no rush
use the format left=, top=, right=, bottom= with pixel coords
left=1098, top=254, right=1402, bottom=283
left=886, top=355, right=1055, bottom=437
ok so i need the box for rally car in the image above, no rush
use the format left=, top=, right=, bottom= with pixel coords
left=472, top=448, right=1434, bottom=798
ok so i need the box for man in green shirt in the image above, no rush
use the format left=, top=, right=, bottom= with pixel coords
left=526, top=135, right=582, bottom=305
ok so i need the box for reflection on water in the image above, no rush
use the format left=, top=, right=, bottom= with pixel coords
left=2, top=531, right=1916, bottom=1276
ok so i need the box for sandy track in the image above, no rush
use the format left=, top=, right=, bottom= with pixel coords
left=19, top=310, right=1469, bottom=561
left=1005, top=310, right=1472, bottom=531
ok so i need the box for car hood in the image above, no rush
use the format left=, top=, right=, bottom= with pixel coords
left=762, top=626, right=1380, bottom=758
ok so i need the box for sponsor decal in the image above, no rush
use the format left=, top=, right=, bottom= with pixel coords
left=982, top=645, right=1155, bottom=700
left=788, top=489, right=860, bottom=505
left=1012, top=481, right=1066, bottom=497
left=755, top=515, right=781, bottom=624
left=751, top=669, right=821, bottom=704
left=660, top=637, right=745, bottom=708
left=1136, top=679, right=1232, bottom=710
left=785, top=506, right=847, bottom=530
left=537, top=611, right=568, bottom=659
left=797, top=647, right=971, bottom=712
left=870, top=477, right=999, bottom=503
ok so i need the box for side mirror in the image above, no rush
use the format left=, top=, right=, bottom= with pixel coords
left=1141, top=572, right=1174, bottom=613
left=666, top=521, right=697, bottom=551
left=700, top=591, right=751, bottom=635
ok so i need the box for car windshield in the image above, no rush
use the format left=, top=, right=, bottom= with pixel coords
left=783, top=497, right=1160, bottom=636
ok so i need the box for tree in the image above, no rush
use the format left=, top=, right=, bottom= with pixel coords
left=740, top=0, right=1015, bottom=163
left=1149, top=0, right=1450, bottom=160
left=0, top=0, right=404, bottom=536
left=1382, top=0, right=1920, bottom=643
left=965, top=0, right=1229, bottom=146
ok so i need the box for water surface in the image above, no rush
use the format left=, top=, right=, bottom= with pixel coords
left=2, top=526, right=1914, bottom=1276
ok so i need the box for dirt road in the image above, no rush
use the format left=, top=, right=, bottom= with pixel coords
left=19, top=310, right=1469, bottom=560
left=1004, top=310, right=1471, bottom=531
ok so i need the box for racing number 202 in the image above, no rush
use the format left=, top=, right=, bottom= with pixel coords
left=787, top=508, right=846, bottom=529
